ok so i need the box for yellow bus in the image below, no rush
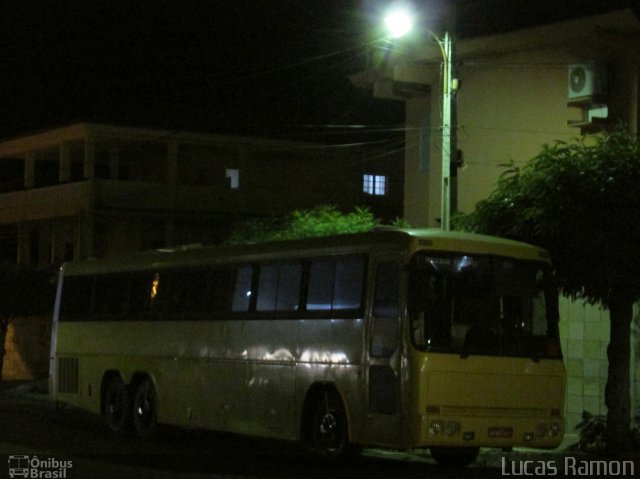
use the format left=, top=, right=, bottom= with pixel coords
left=50, top=228, right=565, bottom=466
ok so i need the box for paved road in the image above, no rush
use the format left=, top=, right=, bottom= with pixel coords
left=0, top=385, right=635, bottom=479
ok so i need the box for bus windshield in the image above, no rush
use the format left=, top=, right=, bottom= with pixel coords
left=409, top=252, right=560, bottom=359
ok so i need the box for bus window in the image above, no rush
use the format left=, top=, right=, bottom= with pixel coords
left=409, top=253, right=557, bottom=359
left=93, top=274, right=128, bottom=316
left=169, top=269, right=209, bottom=314
left=306, top=259, right=333, bottom=310
left=256, top=262, right=302, bottom=312
left=129, top=272, right=166, bottom=316
left=210, top=268, right=236, bottom=313
left=306, top=256, right=365, bottom=311
left=232, top=265, right=253, bottom=312
left=59, top=276, right=93, bottom=320
left=334, top=256, right=365, bottom=310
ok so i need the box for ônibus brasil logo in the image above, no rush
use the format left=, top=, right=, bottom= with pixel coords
left=8, top=455, right=73, bottom=478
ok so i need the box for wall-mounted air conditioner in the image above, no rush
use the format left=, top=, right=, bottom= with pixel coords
left=568, top=63, right=607, bottom=99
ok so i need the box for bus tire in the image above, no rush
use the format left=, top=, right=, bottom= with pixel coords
left=429, top=446, right=479, bottom=467
left=131, top=377, right=157, bottom=439
left=103, top=376, right=130, bottom=435
left=308, top=389, right=350, bottom=459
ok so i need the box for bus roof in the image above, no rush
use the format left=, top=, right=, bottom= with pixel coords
left=61, top=228, right=549, bottom=276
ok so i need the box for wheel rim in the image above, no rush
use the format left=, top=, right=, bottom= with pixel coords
left=315, top=406, right=345, bottom=453
left=134, top=381, right=156, bottom=433
left=105, top=379, right=127, bottom=431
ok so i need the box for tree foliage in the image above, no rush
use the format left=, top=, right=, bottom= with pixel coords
left=457, top=128, right=640, bottom=452
left=225, top=205, right=380, bottom=244
left=458, top=130, right=640, bottom=305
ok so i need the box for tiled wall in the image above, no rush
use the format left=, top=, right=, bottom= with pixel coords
left=559, top=298, right=640, bottom=433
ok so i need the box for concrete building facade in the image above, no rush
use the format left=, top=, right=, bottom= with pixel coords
left=353, top=9, right=640, bottom=433
left=0, top=123, right=403, bottom=268
left=0, top=123, right=403, bottom=379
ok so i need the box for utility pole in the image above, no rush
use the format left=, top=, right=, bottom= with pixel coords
left=440, top=30, right=453, bottom=231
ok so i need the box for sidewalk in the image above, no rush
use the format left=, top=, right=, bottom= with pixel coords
left=0, top=378, right=49, bottom=394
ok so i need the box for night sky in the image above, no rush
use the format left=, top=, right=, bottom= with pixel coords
left=1, top=0, right=636, bottom=143
left=1, top=0, right=406, bottom=143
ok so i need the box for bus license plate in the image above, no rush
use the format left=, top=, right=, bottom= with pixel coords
left=488, top=427, right=513, bottom=438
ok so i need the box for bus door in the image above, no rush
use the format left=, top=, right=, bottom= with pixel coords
left=365, top=257, right=402, bottom=445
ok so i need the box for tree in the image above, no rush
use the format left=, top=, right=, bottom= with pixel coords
left=456, top=129, right=640, bottom=452
left=0, top=269, right=57, bottom=381
left=225, top=205, right=380, bottom=244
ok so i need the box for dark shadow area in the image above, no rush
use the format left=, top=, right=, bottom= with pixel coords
left=0, top=393, right=505, bottom=479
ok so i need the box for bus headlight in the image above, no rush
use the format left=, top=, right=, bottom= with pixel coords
left=429, top=421, right=443, bottom=436
left=445, top=421, right=460, bottom=437
left=549, top=422, right=561, bottom=437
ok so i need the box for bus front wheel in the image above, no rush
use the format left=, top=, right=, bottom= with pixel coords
left=131, top=377, right=158, bottom=439
left=429, top=446, right=479, bottom=467
left=308, top=390, right=349, bottom=458
left=103, top=376, right=130, bottom=435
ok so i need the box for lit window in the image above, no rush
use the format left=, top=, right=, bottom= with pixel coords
left=363, top=174, right=387, bottom=196
left=226, top=168, right=240, bottom=189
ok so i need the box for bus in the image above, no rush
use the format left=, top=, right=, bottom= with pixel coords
left=50, top=228, right=565, bottom=466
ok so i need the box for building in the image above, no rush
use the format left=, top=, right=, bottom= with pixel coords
left=0, top=123, right=403, bottom=268
left=352, top=9, right=640, bottom=436
left=0, top=123, right=403, bottom=379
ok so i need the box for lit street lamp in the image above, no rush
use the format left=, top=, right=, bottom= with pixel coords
left=384, top=6, right=454, bottom=230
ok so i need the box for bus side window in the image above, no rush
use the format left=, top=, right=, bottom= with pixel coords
left=371, top=261, right=400, bottom=357
left=306, top=256, right=365, bottom=312
left=306, top=259, right=334, bottom=310
left=256, top=262, right=302, bottom=312
left=334, top=256, right=365, bottom=310
left=93, top=274, right=128, bottom=316
left=128, top=272, right=165, bottom=316
left=210, top=268, right=235, bottom=313
left=60, top=276, right=93, bottom=320
left=232, top=265, right=253, bottom=312
left=169, top=269, right=209, bottom=314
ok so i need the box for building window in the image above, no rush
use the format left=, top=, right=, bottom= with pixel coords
left=226, top=168, right=239, bottom=189
left=363, top=174, right=387, bottom=196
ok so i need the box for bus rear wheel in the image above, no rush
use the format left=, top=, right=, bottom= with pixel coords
left=308, top=390, right=349, bottom=458
left=429, top=446, right=479, bottom=467
left=131, top=377, right=157, bottom=439
left=103, top=376, right=130, bottom=435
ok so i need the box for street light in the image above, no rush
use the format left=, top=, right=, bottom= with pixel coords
left=383, top=6, right=454, bottom=231
left=384, top=9, right=414, bottom=39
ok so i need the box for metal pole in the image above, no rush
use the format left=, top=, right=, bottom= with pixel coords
left=440, top=30, right=452, bottom=231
